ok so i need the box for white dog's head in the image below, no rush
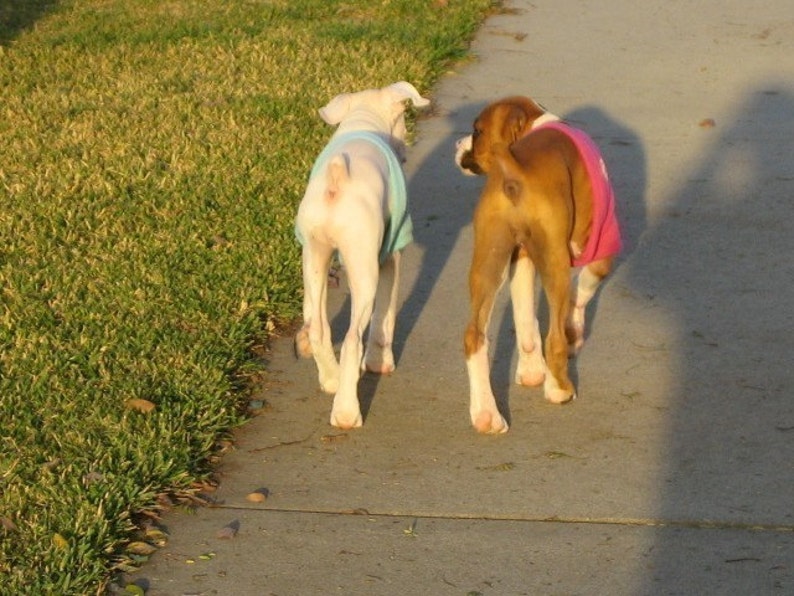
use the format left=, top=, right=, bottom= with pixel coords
left=319, top=82, right=430, bottom=161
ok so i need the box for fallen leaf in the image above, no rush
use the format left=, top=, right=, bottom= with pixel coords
left=143, top=528, right=168, bottom=547
left=1, top=517, right=17, bottom=532
left=216, top=520, right=240, bottom=539
left=699, top=118, right=716, bottom=128
left=246, top=488, right=269, bottom=503
left=83, top=471, right=105, bottom=485
left=126, top=541, right=157, bottom=556
left=125, top=398, right=156, bottom=414
left=124, top=584, right=145, bottom=596
left=53, top=533, right=68, bottom=550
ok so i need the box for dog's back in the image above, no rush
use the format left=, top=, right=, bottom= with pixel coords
left=296, top=137, right=389, bottom=261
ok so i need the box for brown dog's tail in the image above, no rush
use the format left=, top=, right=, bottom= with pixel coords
left=490, top=143, right=524, bottom=204
left=324, top=154, right=349, bottom=201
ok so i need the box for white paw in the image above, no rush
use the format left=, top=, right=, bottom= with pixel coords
left=515, top=351, right=546, bottom=386
left=364, top=348, right=396, bottom=374
left=330, top=408, right=363, bottom=430
left=516, top=369, right=545, bottom=387
left=294, top=327, right=312, bottom=358
left=567, top=337, right=584, bottom=357
left=319, top=372, right=340, bottom=395
left=544, top=386, right=576, bottom=404
left=471, top=409, right=509, bottom=434
left=566, top=307, right=586, bottom=355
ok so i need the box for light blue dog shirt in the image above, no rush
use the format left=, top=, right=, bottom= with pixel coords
left=295, top=131, right=413, bottom=264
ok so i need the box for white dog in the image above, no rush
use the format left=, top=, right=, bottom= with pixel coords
left=294, top=82, right=430, bottom=429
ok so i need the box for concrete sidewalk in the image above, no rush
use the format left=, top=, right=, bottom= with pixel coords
left=140, top=1, right=794, bottom=594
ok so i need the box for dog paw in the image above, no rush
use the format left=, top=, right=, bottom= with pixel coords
left=364, top=351, right=395, bottom=375
left=365, top=361, right=395, bottom=374
left=544, top=387, right=576, bottom=404
left=330, top=409, right=363, bottom=430
left=294, top=327, right=313, bottom=359
left=516, top=344, right=546, bottom=386
left=567, top=340, right=584, bottom=357
left=472, top=410, right=509, bottom=434
left=516, top=369, right=545, bottom=387
left=566, top=308, right=587, bottom=356
left=363, top=342, right=395, bottom=375
left=320, top=375, right=340, bottom=395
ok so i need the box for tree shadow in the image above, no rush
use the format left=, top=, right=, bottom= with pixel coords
left=628, top=81, right=794, bottom=588
left=0, top=0, right=59, bottom=45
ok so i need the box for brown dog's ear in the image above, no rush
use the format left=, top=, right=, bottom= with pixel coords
left=502, top=97, right=546, bottom=142
left=505, top=105, right=529, bottom=143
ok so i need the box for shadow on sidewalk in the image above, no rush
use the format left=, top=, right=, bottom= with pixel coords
left=626, top=81, right=794, bottom=588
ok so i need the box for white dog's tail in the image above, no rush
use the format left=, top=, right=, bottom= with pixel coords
left=324, top=154, right=349, bottom=201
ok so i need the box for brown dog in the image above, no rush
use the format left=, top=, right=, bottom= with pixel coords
left=454, top=97, right=622, bottom=434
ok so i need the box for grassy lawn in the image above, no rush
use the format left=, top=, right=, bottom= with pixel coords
left=0, top=0, right=496, bottom=592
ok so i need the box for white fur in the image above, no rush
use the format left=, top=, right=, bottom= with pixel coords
left=529, top=111, right=561, bottom=128
left=294, top=82, right=429, bottom=429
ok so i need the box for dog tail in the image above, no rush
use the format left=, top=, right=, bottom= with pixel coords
left=324, top=154, right=349, bottom=201
left=491, top=143, right=523, bottom=204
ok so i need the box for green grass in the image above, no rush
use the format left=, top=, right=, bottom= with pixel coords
left=0, top=0, right=496, bottom=592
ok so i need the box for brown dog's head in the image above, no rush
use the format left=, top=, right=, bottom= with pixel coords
left=455, top=96, right=556, bottom=176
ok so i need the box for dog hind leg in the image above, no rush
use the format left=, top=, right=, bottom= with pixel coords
left=538, top=243, right=576, bottom=404
left=465, top=228, right=514, bottom=434
left=330, top=245, right=379, bottom=429
left=510, top=247, right=546, bottom=387
left=538, top=259, right=576, bottom=404
left=566, top=256, right=612, bottom=354
left=298, top=241, right=340, bottom=394
left=364, top=251, right=400, bottom=374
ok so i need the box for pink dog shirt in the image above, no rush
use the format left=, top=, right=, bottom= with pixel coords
left=529, top=121, right=622, bottom=267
